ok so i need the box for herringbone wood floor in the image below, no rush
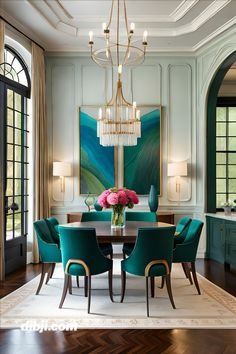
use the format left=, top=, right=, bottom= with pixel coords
left=0, top=259, right=236, bottom=354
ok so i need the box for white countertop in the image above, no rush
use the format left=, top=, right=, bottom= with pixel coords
left=205, top=212, right=236, bottom=222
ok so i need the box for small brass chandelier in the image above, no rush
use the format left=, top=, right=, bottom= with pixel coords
left=88, top=0, right=148, bottom=67
left=88, top=0, right=148, bottom=146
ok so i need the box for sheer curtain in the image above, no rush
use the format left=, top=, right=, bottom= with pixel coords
left=0, top=19, right=5, bottom=280
left=31, top=43, right=50, bottom=263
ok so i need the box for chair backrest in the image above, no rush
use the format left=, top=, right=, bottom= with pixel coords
left=183, top=219, right=204, bottom=244
left=58, top=226, right=109, bottom=273
left=125, top=211, right=157, bottom=222
left=127, top=227, right=176, bottom=274
left=33, top=219, right=55, bottom=244
left=176, top=216, right=192, bottom=237
left=45, top=217, right=60, bottom=243
left=81, top=211, right=111, bottom=222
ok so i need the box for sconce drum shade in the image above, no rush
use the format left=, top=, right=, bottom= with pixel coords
left=53, top=162, right=72, bottom=177
left=167, top=162, right=188, bottom=177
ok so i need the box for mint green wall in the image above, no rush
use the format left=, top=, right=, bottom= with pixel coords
left=46, top=27, right=236, bottom=258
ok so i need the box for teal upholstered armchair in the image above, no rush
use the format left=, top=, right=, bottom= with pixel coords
left=81, top=211, right=113, bottom=259
left=122, top=212, right=157, bottom=259
left=174, top=217, right=192, bottom=246
left=171, top=219, right=204, bottom=294
left=33, top=219, right=61, bottom=295
left=58, top=226, right=113, bottom=313
left=121, top=226, right=176, bottom=317
left=45, top=217, right=60, bottom=245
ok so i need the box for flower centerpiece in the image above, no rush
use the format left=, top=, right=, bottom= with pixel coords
left=98, top=187, right=139, bottom=228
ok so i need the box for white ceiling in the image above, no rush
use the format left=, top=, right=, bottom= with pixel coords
left=0, top=0, right=236, bottom=52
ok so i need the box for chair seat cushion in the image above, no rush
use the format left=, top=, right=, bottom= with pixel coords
left=122, top=243, right=134, bottom=256
left=67, top=257, right=112, bottom=276
left=99, top=243, right=113, bottom=256
left=121, top=259, right=167, bottom=277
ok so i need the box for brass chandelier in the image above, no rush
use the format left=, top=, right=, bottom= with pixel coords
left=88, top=0, right=148, bottom=146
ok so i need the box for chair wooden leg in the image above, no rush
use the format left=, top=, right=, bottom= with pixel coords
left=160, top=276, right=165, bottom=289
left=108, top=268, right=114, bottom=302
left=120, top=270, right=126, bottom=302
left=110, top=249, right=113, bottom=260
left=191, top=262, right=201, bottom=295
left=166, top=274, right=176, bottom=309
left=50, top=263, right=56, bottom=278
left=76, top=276, right=80, bottom=288
left=181, top=263, right=188, bottom=278
left=183, top=262, right=193, bottom=284
left=146, top=277, right=150, bottom=317
left=45, top=263, right=53, bottom=284
left=59, top=274, right=69, bottom=308
left=68, top=275, right=72, bottom=295
left=150, top=277, right=155, bottom=298
left=87, top=275, right=91, bottom=314
left=36, top=263, right=49, bottom=295
left=84, top=276, right=88, bottom=297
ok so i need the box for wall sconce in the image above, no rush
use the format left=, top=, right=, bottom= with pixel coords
left=167, top=161, right=188, bottom=203
left=53, top=162, right=72, bottom=202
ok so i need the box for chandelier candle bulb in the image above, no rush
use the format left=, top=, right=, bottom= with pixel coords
left=130, top=22, right=135, bottom=33
left=143, top=30, right=148, bottom=44
left=89, top=31, right=93, bottom=43
left=118, top=64, right=122, bottom=74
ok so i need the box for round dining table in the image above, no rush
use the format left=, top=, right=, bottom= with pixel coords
left=62, top=221, right=175, bottom=243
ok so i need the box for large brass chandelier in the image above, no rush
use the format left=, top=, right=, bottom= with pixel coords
left=88, top=0, right=148, bottom=146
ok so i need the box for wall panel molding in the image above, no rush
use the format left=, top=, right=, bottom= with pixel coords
left=51, top=63, right=75, bottom=202
left=167, top=63, right=192, bottom=201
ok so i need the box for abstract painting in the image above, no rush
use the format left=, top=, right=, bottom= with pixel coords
left=124, top=106, right=161, bottom=195
left=79, top=107, right=115, bottom=194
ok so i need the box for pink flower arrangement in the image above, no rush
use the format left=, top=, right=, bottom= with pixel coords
left=98, top=187, right=139, bottom=209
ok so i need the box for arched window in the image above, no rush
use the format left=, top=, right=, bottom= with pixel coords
left=207, top=51, right=236, bottom=212
left=0, top=45, right=31, bottom=274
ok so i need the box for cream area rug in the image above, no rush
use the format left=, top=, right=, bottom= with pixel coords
left=1, top=259, right=236, bottom=329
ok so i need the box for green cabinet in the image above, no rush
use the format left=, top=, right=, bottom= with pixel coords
left=206, top=215, right=236, bottom=268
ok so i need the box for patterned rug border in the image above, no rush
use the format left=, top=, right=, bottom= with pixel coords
left=1, top=269, right=236, bottom=329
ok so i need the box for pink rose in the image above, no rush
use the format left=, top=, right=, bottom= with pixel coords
left=118, top=190, right=128, bottom=206
left=107, top=192, right=119, bottom=205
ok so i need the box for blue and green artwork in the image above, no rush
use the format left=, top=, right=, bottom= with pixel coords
left=79, top=108, right=115, bottom=194
left=124, top=107, right=161, bottom=195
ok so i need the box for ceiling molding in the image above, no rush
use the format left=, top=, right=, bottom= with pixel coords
left=192, top=16, right=236, bottom=51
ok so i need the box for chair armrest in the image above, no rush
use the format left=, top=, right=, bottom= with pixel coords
left=145, top=259, right=170, bottom=277
left=65, top=259, right=90, bottom=276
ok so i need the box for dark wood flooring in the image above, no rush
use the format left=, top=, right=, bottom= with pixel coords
left=0, top=259, right=236, bottom=354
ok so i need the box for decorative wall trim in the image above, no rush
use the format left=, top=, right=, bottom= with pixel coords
left=51, top=63, right=75, bottom=203
left=167, top=63, right=192, bottom=202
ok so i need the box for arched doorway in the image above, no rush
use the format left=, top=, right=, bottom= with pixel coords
left=0, top=45, right=31, bottom=275
left=206, top=51, right=236, bottom=212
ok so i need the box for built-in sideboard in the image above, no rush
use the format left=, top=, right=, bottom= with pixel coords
left=206, top=214, right=236, bottom=269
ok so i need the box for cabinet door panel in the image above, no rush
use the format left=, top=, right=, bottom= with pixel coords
left=208, top=218, right=225, bottom=264
left=225, top=223, right=236, bottom=266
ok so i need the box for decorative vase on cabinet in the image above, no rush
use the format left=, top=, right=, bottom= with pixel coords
left=148, top=185, right=158, bottom=212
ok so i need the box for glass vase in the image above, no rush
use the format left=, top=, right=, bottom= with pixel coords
left=111, top=206, right=125, bottom=229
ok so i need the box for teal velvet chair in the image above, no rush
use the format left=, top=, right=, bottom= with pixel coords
left=33, top=219, right=61, bottom=295
left=45, top=217, right=61, bottom=282
left=45, top=217, right=60, bottom=244
left=81, top=211, right=113, bottom=258
left=121, top=226, right=176, bottom=317
left=165, top=219, right=203, bottom=295
left=122, top=212, right=157, bottom=258
left=174, top=217, right=191, bottom=246
left=58, top=226, right=113, bottom=313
